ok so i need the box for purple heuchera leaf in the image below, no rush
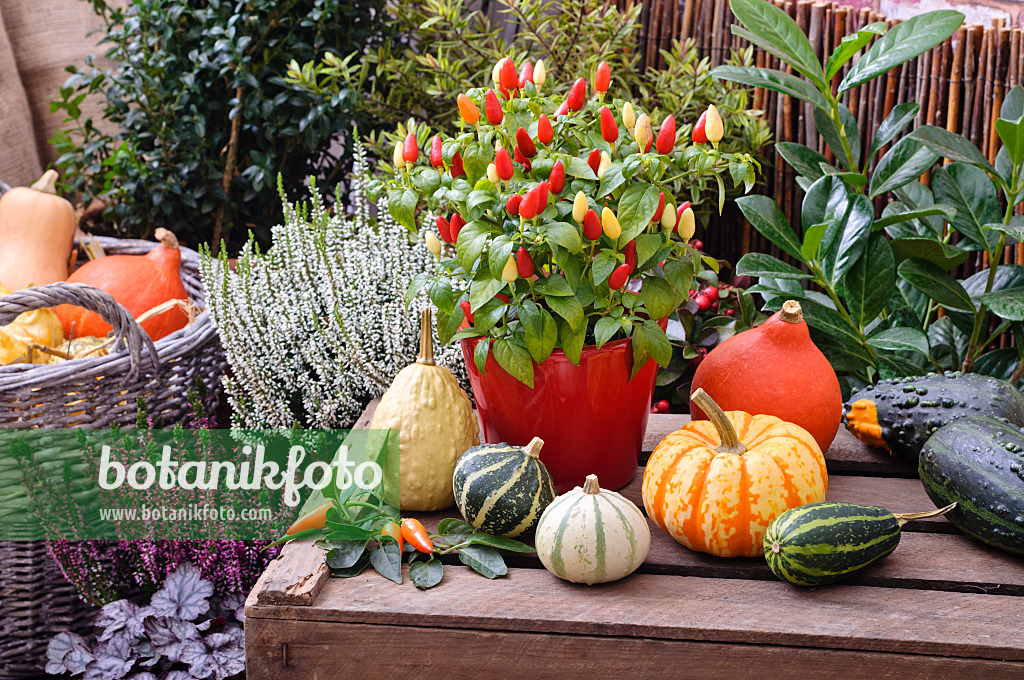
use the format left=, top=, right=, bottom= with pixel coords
left=179, top=631, right=245, bottom=680
left=143, top=615, right=201, bottom=663
left=127, top=674, right=158, bottom=680
left=213, top=592, right=245, bottom=623
left=150, top=563, right=213, bottom=621
left=46, top=631, right=94, bottom=675
left=163, top=672, right=194, bottom=680
left=97, top=600, right=155, bottom=643
left=83, top=636, right=136, bottom=680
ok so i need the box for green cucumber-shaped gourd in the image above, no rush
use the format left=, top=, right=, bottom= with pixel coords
left=764, top=501, right=955, bottom=586
left=843, top=372, right=1024, bottom=461
left=920, top=416, right=1024, bottom=556
left=453, top=437, right=557, bottom=537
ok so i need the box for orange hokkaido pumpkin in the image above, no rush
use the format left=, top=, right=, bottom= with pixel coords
left=690, top=299, right=842, bottom=452
left=55, top=228, right=189, bottom=341
left=642, top=389, right=827, bottom=557
left=0, top=170, right=77, bottom=290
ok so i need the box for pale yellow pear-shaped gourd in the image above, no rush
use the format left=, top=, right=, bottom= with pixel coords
left=371, top=308, right=479, bottom=511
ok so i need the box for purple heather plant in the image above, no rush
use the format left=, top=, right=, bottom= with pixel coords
left=46, top=563, right=246, bottom=680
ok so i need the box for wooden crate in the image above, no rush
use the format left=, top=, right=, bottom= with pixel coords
left=245, top=402, right=1024, bottom=679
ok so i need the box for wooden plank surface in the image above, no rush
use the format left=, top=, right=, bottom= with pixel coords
left=246, top=565, right=1024, bottom=662
left=245, top=619, right=1024, bottom=680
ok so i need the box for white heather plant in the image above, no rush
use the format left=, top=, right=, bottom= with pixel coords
left=200, top=143, right=467, bottom=429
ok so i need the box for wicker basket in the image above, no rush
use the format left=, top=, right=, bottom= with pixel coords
left=0, top=236, right=227, bottom=678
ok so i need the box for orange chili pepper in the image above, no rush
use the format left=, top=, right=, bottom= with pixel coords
left=400, top=518, right=434, bottom=553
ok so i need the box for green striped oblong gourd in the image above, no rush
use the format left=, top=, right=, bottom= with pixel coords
left=453, top=437, right=557, bottom=538
left=763, top=501, right=954, bottom=587
left=535, top=474, right=651, bottom=585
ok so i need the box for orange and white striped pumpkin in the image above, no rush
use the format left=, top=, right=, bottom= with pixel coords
left=642, top=389, right=827, bottom=557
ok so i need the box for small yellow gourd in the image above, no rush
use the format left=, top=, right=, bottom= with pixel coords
left=370, top=308, right=479, bottom=511
left=0, top=281, right=64, bottom=365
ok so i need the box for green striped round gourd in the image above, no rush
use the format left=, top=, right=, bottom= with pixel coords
left=535, top=474, right=650, bottom=585
left=453, top=437, right=557, bottom=538
left=764, top=501, right=954, bottom=587
left=920, top=416, right=1024, bottom=556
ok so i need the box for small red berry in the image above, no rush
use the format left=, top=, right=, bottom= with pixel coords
left=704, top=286, right=719, bottom=302
left=656, top=399, right=670, bottom=412
left=692, top=239, right=704, bottom=251
left=724, top=308, right=736, bottom=317
left=695, top=294, right=711, bottom=312
left=711, top=301, right=719, bottom=311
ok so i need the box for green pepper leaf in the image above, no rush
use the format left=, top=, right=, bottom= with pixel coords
left=465, top=533, right=536, bottom=553
left=409, top=558, right=444, bottom=589
left=458, top=545, right=508, bottom=579
left=594, top=316, right=620, bottom=349
left=369, top=540, right=402, bottom=584
left=387, top=188, right=417, bottom=230
left=493, top=337, right=535, bottom=387
left=324, top=540, right=368, bottom=570
left=640, top=276, right=680, bottom=320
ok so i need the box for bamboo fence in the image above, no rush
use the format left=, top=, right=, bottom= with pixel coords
left=621, top=0, right=1024, bottom=301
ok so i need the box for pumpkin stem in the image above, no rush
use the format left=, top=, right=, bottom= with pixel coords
left=893, top=503, right=957, bottom=527
left=582, top=474, right=600, bottom=495
left=779, top=300, right=803, bottom=324
left=30, top=169, right=60, bottom=195
left=523, top=436, right=545, bottom=459
left=690, top=388, right=746, bottom=455
left=154, top=228, right=180, bottom=249
left=416, top=308, right=435, bottom=366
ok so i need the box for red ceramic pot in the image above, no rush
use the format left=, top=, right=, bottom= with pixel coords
left=461, top=332, right=660, bottom=493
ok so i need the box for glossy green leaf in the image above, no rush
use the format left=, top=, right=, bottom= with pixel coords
left=641, top=276, right=680, bottom=320
left=869, top=137, right=939, bottom=198
left=867, top=327, right=930, bottom=355
left=596, top=162, right=626, bottom=198
left=710, top=65, right=829, bottom=111
left=931, top=162, right=998, bottom=253
left=826, top=22, right=886, bottom=81
left=797, top=298, right=865, bottom=348
left=387, top=188, right=417, bottom=230
left=493, top=338, right=534, bottom=387
left=629, top=319, right=672, bottom=379
left=897, top=258, right=974, bottom=311
left=801, top=223, right=828, bottom=262
left=594, top=316, right=620, bottom=349
left=889, top=237, right=969, bottom=270
left=842, top=231, right=895, bottom=326
left=979, top=289, right=1024, bottom=321
left=996, top=85, right=1024, bottom=167
left=617, top=182, right=661, bottom=246
left=820, top=193, right=873, bottom=288
left=458, top=545, right=507, bottom=579
left=560, top=321, right=586, bottom=365
left=814, top=104, right=860, bottom=171
left=909, top=125, right=997, bottom=174
left=776, top=142, right=830, bottom=180
left=546, top=294, right=585, bottom=330
left=728, top=0, right=826, bottom=88
left=840, top=11, right=964, bottom=92
left=369, top=541, right=402, bottom=584
left=520, top=300, right=558, bottom=364
left=973, top=348, right=1023, bottom=385
left=735, top=252, right=813, bottom=279
left=868, top=102, right=921, bottom=162
left=542, top=222, right=583, bottom=254
left=534, top=273, right=574, bottom=297
left=409, top=558, right=444, bottom=589
left=735, top=194, right=804, bottom=261
left=874, top=205, right=955, bottom=231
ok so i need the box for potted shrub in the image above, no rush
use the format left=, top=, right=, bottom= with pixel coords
left=375, top=58, right=760, bottom=491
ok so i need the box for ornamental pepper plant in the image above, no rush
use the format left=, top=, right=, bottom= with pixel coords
left=372, top=58, right=760, bottom=386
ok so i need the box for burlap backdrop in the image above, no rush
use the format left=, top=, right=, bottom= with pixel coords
left=0, top=0, right=120, bottom=189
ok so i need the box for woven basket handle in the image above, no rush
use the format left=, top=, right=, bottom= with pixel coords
left=0, top=283, right=160, bottom=382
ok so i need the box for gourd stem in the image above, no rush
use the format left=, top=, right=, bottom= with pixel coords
left=30, top=170, right=59, bottom=195
left=894, top=503, right=956, bottom=527
left=779, top=300, right=803, bottom=324
left=691, top=388, right=746, bottom=455
left=154, top=228, right=180, bottom=249
left=523, top=436, right=545, bottom=459
left=416, top=308, right=435, bottom=366
left=582, top=474, right=600, bottom=494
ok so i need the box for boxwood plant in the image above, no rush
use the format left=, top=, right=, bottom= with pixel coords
left=716, top=0, right=1024, bottom=392
left=371, top=59, right=760, bottom=386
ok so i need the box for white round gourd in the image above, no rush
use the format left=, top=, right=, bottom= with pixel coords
left=535, top=474, right=651, bottom=584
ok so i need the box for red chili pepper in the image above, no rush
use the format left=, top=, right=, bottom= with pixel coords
left=450, top=213, right=466, bottom=242
left=516, top=128, right=536, bottom=158
left=401, top=518, right=433, bottom=553
left=624, top=239, right=637, bottom=274
left=501, top=57, right=518, bottom=91
left=496, top=293, right=510, bottom=304
left=506, top=193, right=523, bottom=216
left=594, top=61, right=611, bottom=93
left=554, top=100, right=569, bottom=117
left=536, top=180, right=549, bottom=212
left=402, top=131, right=418, bottom=163
left=499, top=84, right=512, bottom=101
left=652, top=192, right=666, bottom=223
left=567, top=77, right=586, bottom=111
left=548, top=160, right=565, bottom=194
left=495, top=146, right=514, bottom=181
left=608, top=263, right=630, bottom=291
left=461, top=300, right=474, bottom=324
left=484, top=88, right=503, bottom=125
left=436, top=215, right=452, bottom=244
left=656, top=114, right=676, bottom=155
left=583, top=208, right=602, bottom=240
left=381, top=521, right=403, bottom=549
left=430, top=135, right=443, bottom=168
left=587, top=148, right=602, bottom=175
left=692, top=110, right=709, bottom=144
left=537, top=114, right=553, bottom=145
left=513, top=146, right=531, bottom=172
left=519, top=61, right=534, bottom=87
left=600, top=106, right=618, bottom=143
left=516, top=247, right=535, bottom=278
left=451, top=152, right=465, bottom=178
left=643, top=136, right=653, bottom=153
left=519, top=187, right=540, bottom=220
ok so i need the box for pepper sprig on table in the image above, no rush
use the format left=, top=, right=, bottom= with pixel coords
left=278, top=495, right=534, bottom=590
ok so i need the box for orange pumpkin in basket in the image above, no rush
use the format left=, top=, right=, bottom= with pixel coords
left=55, top=228, right=189, bottom=341
left=642, top=389, right=827, bottom=558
